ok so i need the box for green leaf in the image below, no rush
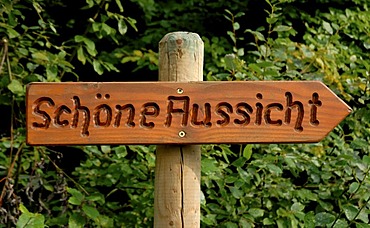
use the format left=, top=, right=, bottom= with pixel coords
left=101, top=61, right=119, bottom=72
left=357, top=209, right=369, bottom=223
left=245, top=29, right=265, bottom=41
left=86, top=193, right=105, bottom=204
left=47, top=215, right=68, bottom=227
left=256, top=61, right=275, bottom=68
left=224, top=14, right=231, bottom=21
left=267, top=164, right=282, bottom=175
left=18, top=48, right=29, bottom=56
left=75, top=36, right=96, bottom=56
left=227, top=31, right=236, bottom=44
left=46, top=65, right=58, bottom=81
left=249, top=208, right=264, bottom=218
left=343, top=205, right=358, bottom=221
left=77, top=46, right=86, bottom=65
left=17, top=205, right=45, bottom=228
left=273, top=25, right=291, bottom=32
left=323, top=21, right=333, bottom=34
left=363, top=155, right=370, bottom=165
left=348, top=182, right=359, bottom=194
left=115, top=0, right=124, bottom=12
left=44, top=184, right=54, bottom=192
left=17, top=214, right=45, bottom=228
left=101, top=145, right=111, bottom=153
left=96, top=215, right=114, bottom=227
left=125, top=17, right=137, bottom=31
left=49, top=21, right=57, bottom=33
left=83, top=38, right=96, bottom=56
left=114, top=146, right=127, bottom=158
left=74, top=35, right=85, bottom=42
left=224, top=54, right=236, bottom=70
left=332, top=219, right=348, bottom=228
left=202, top=158, right=219, bottom=174
left=82, top=205, right=100, bottom=219
left=92, top=22, right=100, bottom=32
left=237, top=167, right=249, bottom=183
left=102, top=23, right=112, bottom=35
left=7, top=28, right=20, bottom=38
left=231, top=157, right=246, bottom=167
left=220, top=145, right=233, bottom=163
left=68, top=196, right=83, bottom=206
left=266, top=17, right=278, bottom=25
left=67, top=188, right=84, bottom=206
left=118, top=19, right=127, bottom=35
left=242, top=144, right=253, bottom=161
left=86, top=0, right=94, bottom=8
left=233, top=22, right=240, bottom=30
left=230, top=187, right=244, bottom=199
left=263, top=218, right=274, bottom=225
left=304, top=211, right=315, bottom=228
left=224, top=222, right=238, bottom=228
left=237, top=48, right=244, bottom=56
left=248, top=63, right=262, bottom=74
left=68, top=213, right=85, bottom=228
left=315, top=212, right=335, bottom=226
left=291, top=202, right=305, bottom=212
left=93, top=59, right=104, bottom=75
left=32, top=1, right=43, bottom=13
left=32, top=52, right=49, bottom=61
left=234, top=12, right=245, bottom=18
left=224, top=9, right=232, bottom=16
left=364, top=40, right=370, bottom=49
left=19, top=204, right=30, bottom=214
left=7, top=79, right=24, bottom=95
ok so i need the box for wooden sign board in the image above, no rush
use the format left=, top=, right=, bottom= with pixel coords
left=26, top=81, right=351, bottom=145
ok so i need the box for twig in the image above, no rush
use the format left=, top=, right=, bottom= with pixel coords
left=41, top=148, right=89, bottom=195
left=0, top=142, right=25, bottom=207
left=0, top=38, right=8, bottom=75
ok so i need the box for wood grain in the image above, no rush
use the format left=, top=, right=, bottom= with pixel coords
left=26, top=81, right=352, bottom=145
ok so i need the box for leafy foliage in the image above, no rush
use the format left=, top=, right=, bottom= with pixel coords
left=0, top=0, right=369, bottom=227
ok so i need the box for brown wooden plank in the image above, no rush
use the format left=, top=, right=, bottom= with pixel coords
left=26, top=81, right=352, bottom=145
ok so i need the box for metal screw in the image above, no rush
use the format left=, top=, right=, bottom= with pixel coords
left=178, top=130, right=186, bottom=138
left=177, top=88, right=184, bottom=94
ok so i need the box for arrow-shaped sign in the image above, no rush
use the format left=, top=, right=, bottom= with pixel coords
left=26, top=81, right=351, bottom=145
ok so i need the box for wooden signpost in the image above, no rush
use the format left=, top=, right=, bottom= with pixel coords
left=26, top=81, right=351, bottom=145
left=26, top=32, right=351, bottom=227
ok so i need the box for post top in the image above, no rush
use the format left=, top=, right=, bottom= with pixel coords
left=158, top=31, right=204, bottom=82
left=160, top=31, right=202, bottom=43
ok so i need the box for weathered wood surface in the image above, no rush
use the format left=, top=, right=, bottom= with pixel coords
left=154, top=32, right=202, bottom=228
left=26, top=81, right=352, bottom=145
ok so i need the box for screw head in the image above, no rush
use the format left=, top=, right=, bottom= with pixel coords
left=177, top=88, right=184, bottom=94
left=178, top=130, right=186, bottom=138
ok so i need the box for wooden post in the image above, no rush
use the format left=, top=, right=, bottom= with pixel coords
left=154, top=32, right=203, bottom=227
